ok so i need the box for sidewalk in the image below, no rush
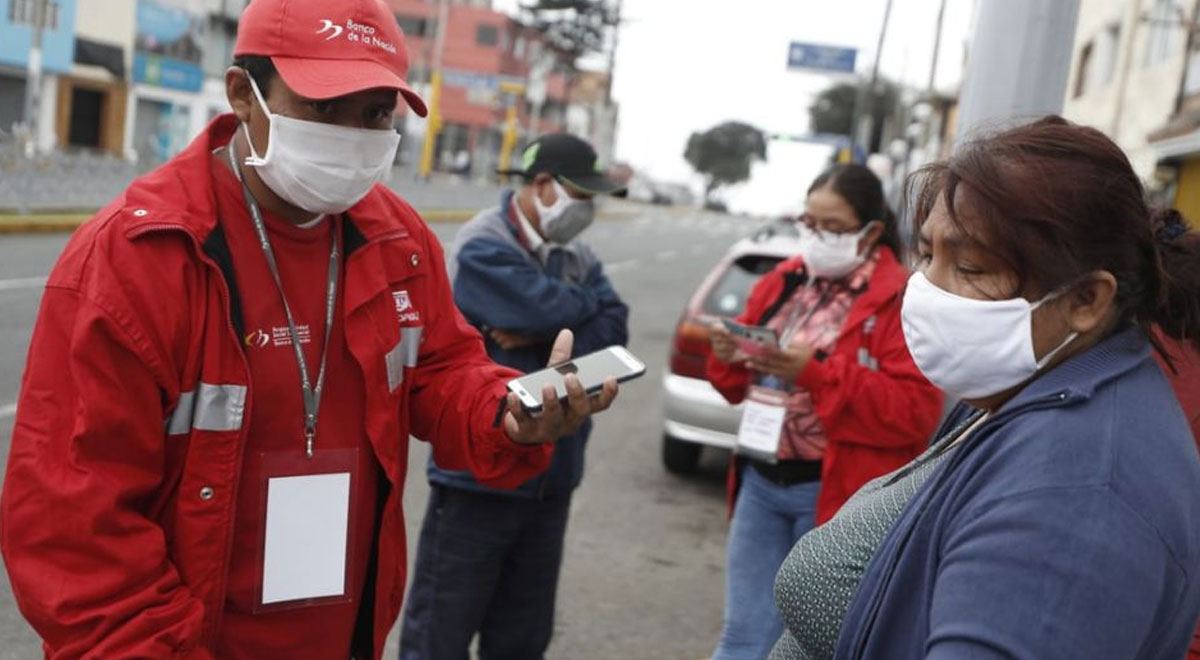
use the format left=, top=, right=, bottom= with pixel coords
left=0, top=176, right=650, bottom=234
left=0, top=175, right=504, bottom=234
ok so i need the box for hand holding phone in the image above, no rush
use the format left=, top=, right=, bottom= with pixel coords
left=503, top=331, right=631, bottom=445
left=721, top=318, right=780, bottom=359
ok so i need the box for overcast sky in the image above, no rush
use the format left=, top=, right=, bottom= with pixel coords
left=498, top=0, right=976, bottom=214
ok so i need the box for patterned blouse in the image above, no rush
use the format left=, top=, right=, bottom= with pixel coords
left=768, top=410, right=989, bottom=660
left=761, top=252, right=879, bottom=461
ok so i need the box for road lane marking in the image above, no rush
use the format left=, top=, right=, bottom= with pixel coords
left=0, top=403, right=16, bottom=420
left=691, top=244, right=707, bottom=255
left=606, top=259, right=640, bottom=273
left=656, top=250, right=679, bottom=261
left=0, top=276, right=48, bottom=291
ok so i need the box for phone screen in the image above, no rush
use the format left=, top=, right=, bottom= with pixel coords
left=510, top=348, right=644, bottom=407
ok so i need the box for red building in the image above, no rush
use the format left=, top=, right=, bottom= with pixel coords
left=386, top=0, right=574, bottom=175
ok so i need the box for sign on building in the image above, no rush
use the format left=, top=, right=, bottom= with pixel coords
left=787, top=42, right=857, bottom=75
left=133, top=0, right=204, bottom=92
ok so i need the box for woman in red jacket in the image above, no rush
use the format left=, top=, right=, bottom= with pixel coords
left=705, top=164, right=943, bottom=660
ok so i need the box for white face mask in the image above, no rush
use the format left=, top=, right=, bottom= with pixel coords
left=535, top=179, right=595, bottom=244
left=243, top=76, right=401, bottom=215
left=901, top=271, right=1079, bottom=401
left=798, top=223, right=873, bottom=280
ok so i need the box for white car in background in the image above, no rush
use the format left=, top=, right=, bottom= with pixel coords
left=661, top=221, right=802, bottom=474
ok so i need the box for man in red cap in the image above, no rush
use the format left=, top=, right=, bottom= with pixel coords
left=0, top=2, right=617, bottom=659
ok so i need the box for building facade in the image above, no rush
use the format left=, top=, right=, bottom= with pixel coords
left=3, top=0, right=618, bottom=177
left=1062, top=0, right=1192, bottom=184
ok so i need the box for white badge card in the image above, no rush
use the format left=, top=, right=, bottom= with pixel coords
left=736, top=386, right=788, bottom=463
left=253, top=448, right=359, bottom=612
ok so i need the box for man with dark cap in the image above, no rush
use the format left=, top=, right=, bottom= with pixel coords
left=400, top=135, right=629, bottom=660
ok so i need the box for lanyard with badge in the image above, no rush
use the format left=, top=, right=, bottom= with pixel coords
left=228, top=141, right=360, bottom=611
left=734, top=285, right=831, bottom=464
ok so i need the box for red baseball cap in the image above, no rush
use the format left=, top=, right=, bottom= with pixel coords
left=235, top=0, right=428, bottom=116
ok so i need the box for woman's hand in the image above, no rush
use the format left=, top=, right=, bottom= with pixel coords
left=709, top=321, right=741, bottom=363
left=746, top=343, right=816, bottom=385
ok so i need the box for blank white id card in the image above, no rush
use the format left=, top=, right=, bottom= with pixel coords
left=736, top=386, right=788, bottom=463
left=261, top=472, right=351, bottom=605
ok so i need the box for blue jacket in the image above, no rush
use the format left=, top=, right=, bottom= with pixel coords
left=835, top=327, right=1200, bottom=659
left=428, top=190, right=630, bottom=499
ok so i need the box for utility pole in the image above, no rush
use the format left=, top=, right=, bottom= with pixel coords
left=955, top=0, right=1081, bottom=141
left=419, top=0, right=451, bottom=179
left=21, top=0, right=50, bottom=158
left=849, top=0, right=895, bottom=156
left=927, top=0, right=947, bottom=96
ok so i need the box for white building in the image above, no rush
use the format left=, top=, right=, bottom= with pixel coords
left=1062, top=0, right=1193, bottom=183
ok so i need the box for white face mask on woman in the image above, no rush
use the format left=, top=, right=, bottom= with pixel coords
left=900, top=271, right=1079, bottom=400
left=798, top=223, right=873, bottom=280
left=242, top=75, right=401, bottom=215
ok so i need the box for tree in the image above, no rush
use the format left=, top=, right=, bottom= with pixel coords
left=521, top=0, right=617, bottom=60
left=684, top=121, right=767, bottom=199
left=809, top=78, right=899, bottom=153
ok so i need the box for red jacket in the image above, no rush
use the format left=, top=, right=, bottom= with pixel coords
left=707, top=248, right=943, bottom=524
left=1156, top=336, right=1200, bottom=659
left=0, top=116, right=552, bottom=660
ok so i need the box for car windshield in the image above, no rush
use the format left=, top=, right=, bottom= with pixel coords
left=701, top=254, right=785, bottom=317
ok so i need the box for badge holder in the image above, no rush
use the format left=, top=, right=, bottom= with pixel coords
left=735, top=376, right=788, bottom=464
left=251, top=447, right=360, bottom=613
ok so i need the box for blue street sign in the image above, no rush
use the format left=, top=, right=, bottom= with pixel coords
left=787, top=42, right=857, bottom=74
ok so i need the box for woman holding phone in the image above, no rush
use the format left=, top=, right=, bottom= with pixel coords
left=705, top=163, right=943, bottom=660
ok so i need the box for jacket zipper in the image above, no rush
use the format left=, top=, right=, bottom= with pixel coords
left=848, top=390, right=1073, bottom=659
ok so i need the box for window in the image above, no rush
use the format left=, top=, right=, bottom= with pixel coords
left=395, top=14, right=429, bottom=38
left=1075, top=41, right=1094, bottom=98
left=8, top=0, right=60, bottom=30
left=476, top=24, right=499, bottom=47
left=1184, top=43, right=1200, bottom=95
left=1095, top=23, right=1120, bottom=87
left=1146, top=0, right=1180, bottom=67
left=514, top=35, right=527, bottom=59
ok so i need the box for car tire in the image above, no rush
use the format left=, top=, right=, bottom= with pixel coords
left=662, top=434, right=702, bottom=474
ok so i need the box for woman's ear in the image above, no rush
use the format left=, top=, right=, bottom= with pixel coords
left=1065, top=271, right=1119, bottom=335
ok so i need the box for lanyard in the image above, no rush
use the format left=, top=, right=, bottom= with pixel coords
left=227, top=142, right=338, bottom=459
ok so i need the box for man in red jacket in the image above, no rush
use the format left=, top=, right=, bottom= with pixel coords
left=0, top=2, right=616, bottom=659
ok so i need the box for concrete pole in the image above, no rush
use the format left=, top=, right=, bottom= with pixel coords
left=954, top=0, right=1081, bottom=142
left=21, top=0, right=48, bottom=158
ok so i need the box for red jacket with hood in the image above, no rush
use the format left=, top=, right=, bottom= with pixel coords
left=0, top=116, right=551, bottom=660
left=707, top=248, right=943, bottom=524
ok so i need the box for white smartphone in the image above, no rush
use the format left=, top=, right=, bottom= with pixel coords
left=507, top=345, right=646, bottom=413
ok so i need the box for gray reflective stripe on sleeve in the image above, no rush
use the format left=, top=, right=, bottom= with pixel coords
left=386, top=327, right=424, bottom=392
left=165, top=383, right=247, bottom=434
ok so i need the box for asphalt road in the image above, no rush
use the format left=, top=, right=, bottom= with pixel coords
left=0, top=203, right=760, bottom=659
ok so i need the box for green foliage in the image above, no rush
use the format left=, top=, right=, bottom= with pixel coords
left=809, top=79, right=899, bottom=152
left=684, top=121, right=767, bottom=197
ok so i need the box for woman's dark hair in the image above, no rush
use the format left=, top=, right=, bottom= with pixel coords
left=232, top=55, right=276, bottom=98
left=808, top=163, right=903, bottom=255
left=907, top=115, right=1200, bottom=354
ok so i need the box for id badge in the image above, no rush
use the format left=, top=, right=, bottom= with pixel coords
left=252, top=447, right=360, bottom=612
left=736, top=385, right=787, bottom=464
